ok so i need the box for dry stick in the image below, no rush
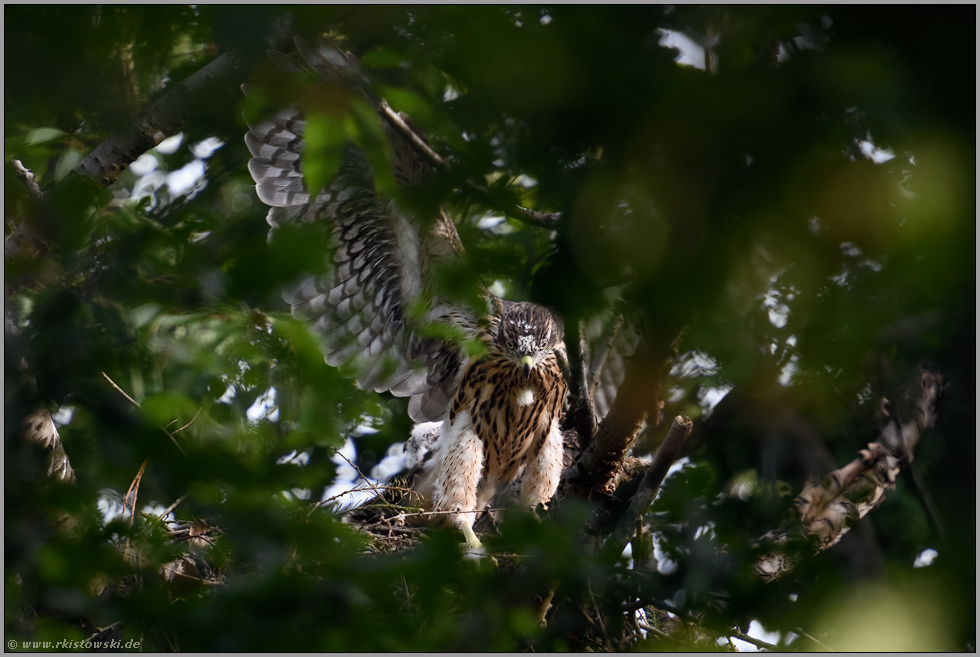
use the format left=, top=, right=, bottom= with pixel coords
left=796, top=627, right=834, bottom=651
left=124, top=460, right=149, bottom=527
left=122, top=459, right=148, bottom=567
left=606, top=416, right=693, bottom=559
left=171, top=407, right=202, bottom=435
left=586, top=579, right=613, bottom=652
left=159, top=493, right=190, bottom=520
left=330, top=446, right=386, bottom=502
left=99, top=370, right=187, bottom=455
left=85, top=621, right=122, bottom=643
left=379, top=100, right=448, bottom=169
left=378, top=100, right=561, bottom=229
left=309, top=482, right=423, bottom=516
left=637, top=620, right=670, bottom=639
left=159, top=561, right=223, bottom=585
left=100, top=371, right=141, bottom=408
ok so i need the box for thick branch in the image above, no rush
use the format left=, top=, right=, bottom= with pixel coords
left=606, top=416, right=692, bottom=558
left=563, top=333, right=676, bottom=495
left=513, top=205, right=562, bottom=229
left=753, top=364, right=944, bottom=582
left=74, top=49, right=246, bottom=188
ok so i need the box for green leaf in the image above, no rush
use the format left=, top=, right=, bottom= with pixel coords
left=25, top=127, right=66, bottom=145
left=359, top=46, right=406, bottom=69
left=376, top=84, right=436, bottom=126
left=302, top=111, right=347, bottom=200
left=54, top=148, right=83, bottom=181
left=141, top=392, right=199, bottom=427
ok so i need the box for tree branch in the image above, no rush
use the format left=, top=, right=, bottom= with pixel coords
left=74, top=49, right=246, bottom=188
left=379, top=100, right=448, bottom=170
left=563, top=333, right=676, bottom=496
left=731, top=630, right=778, bottom=652
left=753, top=364, right=944, bottom=582
left=513, top=205, right=562, bottom=229
left=605, top=416, right=692, bottom=559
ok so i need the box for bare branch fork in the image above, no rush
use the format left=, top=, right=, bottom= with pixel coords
left=605, top=415, right=692, bottom=559
left=563, top=332, right=677, bottom=496
left=753, top=364, right=945, bottom=582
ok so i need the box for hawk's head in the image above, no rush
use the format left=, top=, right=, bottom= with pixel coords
left=495, top=301, right=563, bottom=378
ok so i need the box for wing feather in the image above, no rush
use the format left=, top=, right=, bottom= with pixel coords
left=247, top=36, right=472, bottom=422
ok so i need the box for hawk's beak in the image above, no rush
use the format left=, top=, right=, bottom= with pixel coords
left=520, top=355, right=533, bottom=378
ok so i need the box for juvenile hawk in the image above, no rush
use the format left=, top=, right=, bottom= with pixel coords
left=245, top=37, right=567, bottom=549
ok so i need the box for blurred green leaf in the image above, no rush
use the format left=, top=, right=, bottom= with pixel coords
left=25, top=127, right=67, bottom=145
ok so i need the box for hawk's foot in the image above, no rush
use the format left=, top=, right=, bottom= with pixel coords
left=460, top=523, right=497, bottom=567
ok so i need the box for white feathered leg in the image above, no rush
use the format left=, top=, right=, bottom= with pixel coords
left=520, top=418, right=564, bottom=509
left=432, top=411, right=485, bottom=551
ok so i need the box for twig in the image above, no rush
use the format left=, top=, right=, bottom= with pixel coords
left=606, top=416, right=693, bottom=559
left=331, top=447, right=386, bottom=501
left=514, top=205, right=562, bottom=228
left=85, top=621, right=122, bottom=643
left=159, top=426, right=188, bottom=455
left=160, top=561, right=223, bottom=585
left=378, top=99, right=561, bottom=229
left=731, top=630, right=778, bottom=652
left=637, top=620, right=669, bottom=639
left=124, top=460, right=149, bottom=527
left=380, top=100, right=448, bottom=170
left=100, top=371, right=141, bottom=408
left=99, top=370, right=187, bottom=454
left=586, top=580, right=613, bottom=652
left=563, top=354, right=649, bottom=493
left=160, top=493, right=190, bottom=520
left=406, top=507, right=505, bottom=518
left=171, top=407, right=202, bottom=435
left=122, top=460, right=148, bottom=565
left=795, top=627, right=834, bottom=651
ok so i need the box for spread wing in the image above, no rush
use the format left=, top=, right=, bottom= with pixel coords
left=245, top=36, right=474, bottom=423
